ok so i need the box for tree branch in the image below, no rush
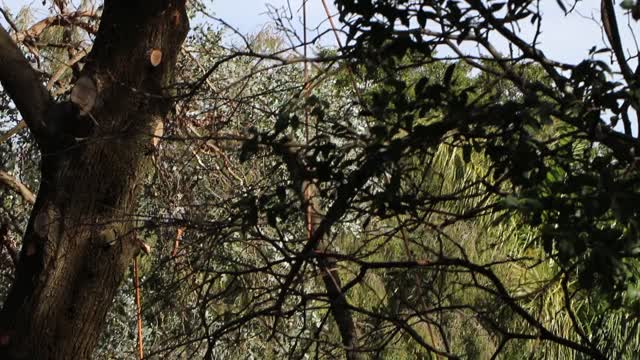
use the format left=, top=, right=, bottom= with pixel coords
left=601, top=0, right=635, bottom=86
left=0, top=25, right=51, bottom=145
left=13, top=10, right=98, bottom=43
left=271, top=142, right=361, bottom=358
left=0, top=170, right=36, bottom=204
left=0, top=224, right=17, bottom=269
left=0, top=121, right=26, bottom=145
left=0, top=7, right=19, bottom=34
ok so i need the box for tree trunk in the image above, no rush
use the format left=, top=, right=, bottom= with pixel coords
left=0, top=1, right=188, bottom=358
left=276, top=145, right=362, bottom=359
left=306, top=182, right=361, bottom=360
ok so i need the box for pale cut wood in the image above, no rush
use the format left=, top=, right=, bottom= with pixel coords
left=152, top=119, right=164, bottom=147
left=150, top=49, right=162, bottom=67
left=70, top=76, right=97, bottom=115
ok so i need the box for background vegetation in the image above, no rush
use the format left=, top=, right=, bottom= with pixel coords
left=2, top=0, right=640, bottom=358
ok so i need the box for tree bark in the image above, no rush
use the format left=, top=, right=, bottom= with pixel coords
left=0, top=1, right=188, bottom=359
left=305, top=182, right=361, bottom=360
left=276, top=144, right=361, bottom=359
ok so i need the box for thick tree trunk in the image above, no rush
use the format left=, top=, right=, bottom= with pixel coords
left=0, top=1, right=188, bottom=359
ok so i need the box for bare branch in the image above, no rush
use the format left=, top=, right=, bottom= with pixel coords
left=0, top=170, right=36, bottom=204
left=0, top=25, right=51, bottom=144
left=601, top=0, right=636, bottom=86
left=13, top=10, right=98, bottom=43
left=0, top=7, right=19, bottom=34
left=0, top=121, right=26, bottom=144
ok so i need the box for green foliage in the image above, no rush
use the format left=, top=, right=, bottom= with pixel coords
left=3, top=0, right=640, bottom=358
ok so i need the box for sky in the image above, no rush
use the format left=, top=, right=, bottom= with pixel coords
left=211, top=1, right=637, bottom=65
left=1, top=0, right=638, bottom=67
left=214, top=0, right=333, bottom=33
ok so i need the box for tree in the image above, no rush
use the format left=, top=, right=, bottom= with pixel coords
left=2, top=0, right=640, bottom=359
left=0, top=0, right=188, bottom=358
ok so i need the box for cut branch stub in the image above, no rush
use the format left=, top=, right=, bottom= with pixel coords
left=70, top=76, right=97, bottom=115
left=32, top=204, right=61, bottom=240
left=33, top=210, right=50, bottom=239
left=149, top=49, right=162, bottom=67
left=151, top=119, right=164, bottom=147
left=134, top=237, right=151, bottom=255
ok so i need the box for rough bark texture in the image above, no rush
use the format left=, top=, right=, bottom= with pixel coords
left=0, top=1, right=188, bottom=359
